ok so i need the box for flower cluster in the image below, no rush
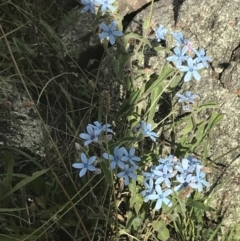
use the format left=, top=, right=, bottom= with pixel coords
left=79, top=121, right=114, bottom=146
left=154, top=26, right=212, bottom=111
left=176, top=91, right=199, bottom=111
left=73, top=120, right=157, bottom=183
left=154, top=26, right=212, bottom=82
left=73, top=121, right=210, bottom=211
left=80, top=0, right=122, bottom=45
left=141, top=155, right=210, bottom=210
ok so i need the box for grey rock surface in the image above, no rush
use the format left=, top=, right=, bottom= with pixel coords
left=0, top=79, right=44, bottom=156
left=98, top=0, right=240, bottom=230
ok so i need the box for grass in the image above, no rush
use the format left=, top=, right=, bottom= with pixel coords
left=0, top=0, right=239, bottom=241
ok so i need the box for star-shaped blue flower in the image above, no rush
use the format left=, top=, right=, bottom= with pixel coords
left=155, top=25, right=168, bottom=42
left=176, top=91, right=199, bottom=104
left=171, top=31, right=186, bottom=45
left=81, top=0, right=97, bottom=14
left=102, top=146, right=125, bottom=170
left=141, top=179, right=155, bottom=202
left=153, top=169, right=174, bottom=188
left=122, top=147, right=141, bottom=166
left=140, top=121, right=159, bottom=142
left=193, top=48, right=212, bottom=68
left=79, top=126, right=99, bottom=146
left=179, top=58, right=204, bottom=82
left=167, top=46, right=189, bottom=67
left=157, top=155, right=175, bottom=173
left=88, top=121, right=113, bottom=135
left=174, top=174, right=197, bottom=192
left=175, top=158, right=195, bottom=179
left=99, top=21, right=123, bottom=45
left=148, top=185, right=172, bottom=210
left=96, top=0, right=115, bottom=12
left=142, top=165, right=159, bottom=182
left=117, top=164, right=137, bottom=186
left=72, top=153, right=97, bottom=177
left=191, top=166, right=210, bottom=192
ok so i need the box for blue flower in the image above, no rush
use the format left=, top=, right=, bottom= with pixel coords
left=142, top=165, right=158, bottom=182
left=167, top=46, right=188, bottom=67
left=171, top=31, right=187, bottom=45
left=102, top=146, right=125, bottom=169
left=117, top=164, right=137, bottom=186
left=141, top=179, right=155, bottom=202
left=153, top=169, right=174, bottom=188
left=187, top=155, right=202, bottom=171
left=191, top=166, right=210, bottom=192
left=99, top=21, right=123, bottom=45
left=122, top=147, right=141, bottom=166
left=193, top=48, right=212, bottom=68
left=72, top=153, right=97, bottom=177
left=81, top=0, right=98, bottom=14
left=176, top=91, right=199, bottom=111
left=175, top=158, right=195, bottom=179
left=79, top=126, right=99, bottom=146
left=176, top=91, right=199, bottom=104
left=96, top=0, right=115, bottom=12
left=179, top=58, right=204, bottom=82
left=155, top=25, right=168, bottom=42
left=174, top=174, right=197, bottom=192
left=140, top=121, right=159, bottom=142
left=88, top=121, right=114, bottom=135
left=148, top=185, right=172, bottom=210
left=157, top=155, right=175, bottom=173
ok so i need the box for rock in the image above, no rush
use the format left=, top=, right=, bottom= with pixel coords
left=117, top=0, right=151, bottom=15
left=0, top=79, right=45, bottom=156
left=97, top=0, right=240, bottom=232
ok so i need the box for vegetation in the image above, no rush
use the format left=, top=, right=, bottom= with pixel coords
left=0, top=1, right=239, bottom=241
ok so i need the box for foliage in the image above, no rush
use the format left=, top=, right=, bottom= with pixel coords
left=0, top=1, right=236, bottom=241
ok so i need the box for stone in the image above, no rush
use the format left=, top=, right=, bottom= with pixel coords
left=97, top=0, right=240, bottom=232
left=0, top=79, right=45, bottom=156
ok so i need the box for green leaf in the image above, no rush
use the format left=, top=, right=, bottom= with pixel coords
left=181, top=117, right=194, bottom=135
left=154, top=46, right=166, bottom=52
left=145, top=64, right=173, bottom=93
left=99, top=158, right=113, bottom=186
left=0, top=169, right=49, bottom=202
left=115, top=89, right=141, bottom=119
left=169, top=74, right=181, bottom=89
left=152, top=220, right=166, bottom=231
left=186, top=199, right=215, bottom=211
left=123, top=32, right=152, bottom=47
left=157, top=227, right=170, bottom=241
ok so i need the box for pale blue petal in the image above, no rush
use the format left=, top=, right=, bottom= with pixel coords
left=109, top=21, right=117, bottom=30
left=99, top=32, right=109, bottom=39
left=184, top=72, right=192, bottom=82
left=179, top=66, right=189, bottom=72
left=113, top=30, right=122, bottom=36
left=163, top=197, right=172, bottom=206
left=155, top=199, right=163, bottom=210
left=102, top=153, right=113, bottom=160
left=124, top=176, right=129, bottom=185
left=163, top=189, right=172, bottom=196
left=88, top=165, right=97, bottom=171
left=117, top=172, right=125, bottom=178
left=88, top=156, right=96, bottom=165
left=99, top=22, right=109, bottom=31
left=148, top=194, right=159, bottom=200
left=72, top=163, right=84, bottom=169
left=110, top=161, right=116, bottom=170
left=109, top=35, right=115, bottom=45
left=128, top=172, right=137, bottom=180
left=193, top=71, right=201, bottom=81
left=79, top=168, right=87, bottom=177
left=79, top=133, right=90, bottom=140
left=80, top=153, right=87, bottom=163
